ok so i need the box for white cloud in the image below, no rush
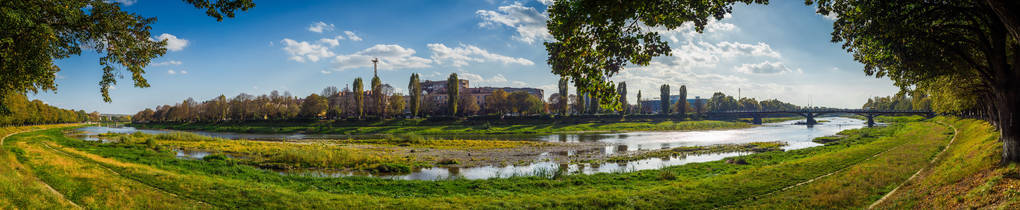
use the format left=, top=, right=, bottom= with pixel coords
left=652, top=14, right=738, bottom=42
left=820, top=11, right=837, bottom=21
left=537, top=0, right=554, bottom=5
left=344, top=31, right=362, bottom=41
left=427, top=43, right=534, bottom=67
left=180, top=70, right=188, bottom=74
left=167, top=69, right=176, bottom=75
left=106, top=0, right=136, bottom=6
left=151, top=60, right=182, bottom=66
left=735, top=61, right=799, bottom=74
left=609, top=40, right=790, bottom=102
left=308, top=21, right=335, bottom=33
left=458, top=72, right=527, bottom=87
left=154, top=33, right=189, bottom=52
left=318, top=38, right=340, bottom=47
left=281, top=38, right=335, bottom=62
left=476, top=2, right=551, bottom=44
left=424, top=71, right=442, bottom=78
left=331, top=44, right=432, bottom=70
left=662, top=41, right=782, bottom=69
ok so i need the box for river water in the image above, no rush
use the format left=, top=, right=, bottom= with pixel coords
left=76, top=117, right=867, bottom=180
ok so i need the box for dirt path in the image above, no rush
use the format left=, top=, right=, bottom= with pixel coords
left=1, top=126, right=82, bottom=209
left=868, top=120, right=958, bottom=209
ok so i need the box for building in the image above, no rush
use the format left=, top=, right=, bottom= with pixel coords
left=420, top=79, right=543, bottom=108
left=467, top=87, right=544, bottom=107
left=640, top=96, right=706, bottom=114
left=422, top=79, right=469, bottom=95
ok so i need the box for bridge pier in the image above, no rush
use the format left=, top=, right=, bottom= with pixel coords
left=867, top=114, right=875, bottom=127
left=751, top=114, right=762, bottom=125
left=795, top=112, right=820, bottom=127
left=806, top=113, right=817, bottom=126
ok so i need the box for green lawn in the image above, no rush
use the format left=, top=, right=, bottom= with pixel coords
left=0, top=117, right=972, bottom=208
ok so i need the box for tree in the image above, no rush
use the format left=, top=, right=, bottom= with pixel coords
left=485, top=89, right=509, bottom=116
left=408, top=73, right=422, bottom=118
left=1, top=92, right=84, bottom=125
left=509, top=91, right=543, bottom=116
left=809, top=0, right=1020, bottom=161
left=694, top=97, right=705, bottom=114
left=544, top=0, right=763, bottom=110
left=677, top=85, right=687, bottom=119
left=321, top=86, right=338, bottom=98
left=558, top=77, right=569, bottom=115
left=708, top=92, right=738, bottom=112
left=299, top=94, right=327, bottom=119
left=371, top=76, right=386, bottom=117
left=459, top=94, right=480, bottom=116
left=617, top=82, right=627, bottom=114
left=388, top=94, right=405, bottom=116
left=446, top=73, right=459, bottom=116
left=575, top=86, right=586, bottom=114
left=0, top=0, right=255, bottom=113
left=636, top=90, right=642, bottom=114
left=660, top=84, right=670, bottom=115
left=353, top=77, right=364, bottom=119
left=738, top=97, right=761, bottom=111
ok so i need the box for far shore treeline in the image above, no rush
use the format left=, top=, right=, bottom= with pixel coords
left=131, top=74, right=848, bottom=124
left=0, top=92, right=98, bottom=126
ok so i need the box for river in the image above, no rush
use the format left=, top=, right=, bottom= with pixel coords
left=76, top=117, right=868, bottom=180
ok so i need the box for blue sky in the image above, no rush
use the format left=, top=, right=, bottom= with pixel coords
left=33, top=0, right=898, bottom=114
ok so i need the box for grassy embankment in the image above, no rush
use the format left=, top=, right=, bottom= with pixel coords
left=132, top=119, right=755, bottom=135
left=0, top=124, right=88, bottom=209
left=874, top=117, right=1020, bottom=208
left=0, top=116, right=970, bottom=208
left=730, top=117, right=953, bottom=208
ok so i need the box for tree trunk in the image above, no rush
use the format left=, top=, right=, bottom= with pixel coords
left=985, top=0, right=1020, bottom=42
left=998, top=83, right=1020, bottom=162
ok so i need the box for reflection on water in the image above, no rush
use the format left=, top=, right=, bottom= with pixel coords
left=538, top=117, right=868, bottom=151
left=78, top=117, right=867, bottom=180
left=175, top=150, right=212, bottom=159
left=173, top=149, right=246, bottom=160
left=275, top=152, right=750, bottom=180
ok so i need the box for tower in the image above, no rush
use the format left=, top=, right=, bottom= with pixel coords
left=371, top=58, right=379, bottom=77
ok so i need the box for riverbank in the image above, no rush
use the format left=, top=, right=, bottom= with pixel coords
left=69, top=130, right=798, bottom=174
left=130, top=119, right=758, bottom=135
left=2, top=117, right=985, bottom=208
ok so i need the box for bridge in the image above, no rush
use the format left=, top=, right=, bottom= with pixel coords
left=707, top=109, right=935, bottom=127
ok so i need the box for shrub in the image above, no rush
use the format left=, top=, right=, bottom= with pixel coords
left=658, top=170, right=678, bottom=180
left=437, top=158, right=460, bottom=165
left=203, top=154, right=229, bottom=161
left=370, top=163, right=410, bottom=173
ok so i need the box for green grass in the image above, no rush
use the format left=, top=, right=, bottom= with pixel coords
left=732, top=120, right=951, bottom=208
left=874, top=117, right=1020, bottom=209
left=4, top=121, right=908, bottom=207
left=0, top=124, right=83, bottom=209
left=591, top=141, right=787, bottom=164
left=132, top=119, right=754, bottom=135
left=89, top=131, right=555, bottom=172
left=2, top=118, right=996, bottom=209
